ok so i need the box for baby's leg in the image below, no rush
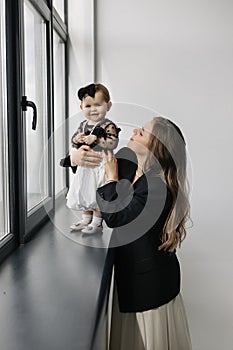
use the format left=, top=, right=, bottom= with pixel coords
left=92, top=209, right=103, bottom=226
left=93, top=209, right=102, bottom=218
left=70, top=210, right=93, bottom=231
left=83, top=210, right=93, bottom=222
left=81, top=209, right=103, bottom=234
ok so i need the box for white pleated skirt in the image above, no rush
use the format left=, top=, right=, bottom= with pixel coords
left=108, top=287, right=192, bottom=350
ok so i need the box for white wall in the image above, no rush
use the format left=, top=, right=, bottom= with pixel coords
left=95, top=1, right=233, bottom=349
left=68, top=0, right=95, bottom=138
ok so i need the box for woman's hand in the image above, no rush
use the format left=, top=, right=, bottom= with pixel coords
left=70, top=145, right=102, bottom=168
left=102, top=150, right=119, bottom=182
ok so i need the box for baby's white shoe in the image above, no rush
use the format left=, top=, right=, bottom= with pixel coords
left=70, top=221, right=89, bottom=231
left=81, top=223, right=103, bottom=234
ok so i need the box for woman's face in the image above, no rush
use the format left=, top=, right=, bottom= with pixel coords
left=127, top=120, right=153, bottom=156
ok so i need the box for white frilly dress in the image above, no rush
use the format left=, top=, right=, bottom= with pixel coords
left=66, top=118, right=120, bottom=211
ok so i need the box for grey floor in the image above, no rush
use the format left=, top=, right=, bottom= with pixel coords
left=0, top=201, right=112, bottom=350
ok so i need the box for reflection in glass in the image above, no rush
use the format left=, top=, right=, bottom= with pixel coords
left=53, top=30, right=66, bottom=195
left=53, top=0, right=65, bottom=22
left=24, top=0, right=48, bottom=211
left=0, top=0, right=9, bottom=240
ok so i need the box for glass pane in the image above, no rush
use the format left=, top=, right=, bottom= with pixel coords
left=0, top=0, right=9, bottom=240
left=24, top=0, right=49, bottom=211
left=53, top=30, right=66, bottom=195
left=53, top=0, right=65, bottom=22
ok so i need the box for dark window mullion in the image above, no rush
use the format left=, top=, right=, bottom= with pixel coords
left=53, top=7, right=67, bottom=40
left=5, top=0, right=26, bottom=244
left=27, top=0, right=51, bottom=21
left=47, top=10, right=55, bottom=211
left=52, top=0, right=69, bottom=196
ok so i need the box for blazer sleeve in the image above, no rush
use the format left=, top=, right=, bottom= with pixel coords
left=60, top=155, right=77, bottom=174
left=96, top=146, right=145, bottom=228
left=97, top=178, right=148, bottom=228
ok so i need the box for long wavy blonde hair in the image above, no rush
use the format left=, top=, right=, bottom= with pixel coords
left=145, top=117, right=190, bottom=252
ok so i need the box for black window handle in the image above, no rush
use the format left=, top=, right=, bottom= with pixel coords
left=21, top=96, right=37, bottom=130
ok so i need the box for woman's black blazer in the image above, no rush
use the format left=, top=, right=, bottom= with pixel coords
left=97, top=147, right=180, bottom=313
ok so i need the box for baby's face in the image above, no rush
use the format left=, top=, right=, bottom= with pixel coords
left=81, top=91, right=111, bottom=123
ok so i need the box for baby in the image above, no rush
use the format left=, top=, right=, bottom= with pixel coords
left=66, top=83, right=121, bottom=234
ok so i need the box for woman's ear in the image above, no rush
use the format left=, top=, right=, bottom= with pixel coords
left=80, top=104, right=83, bottom=110
left=107, top=101, right=112, bottom=111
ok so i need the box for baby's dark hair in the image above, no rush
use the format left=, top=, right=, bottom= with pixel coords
left=95, top=84, right=110, bottom=102
left=77, top=83, right=111, bottom=102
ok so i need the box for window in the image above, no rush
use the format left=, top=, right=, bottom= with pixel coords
left=0, top=0, right=68, bottom=258
left=24, top=0, right=49, bottom=211
left=0, top=0, right=9, bottom=241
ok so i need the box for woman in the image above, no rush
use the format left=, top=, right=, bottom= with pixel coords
left=71, top=116, right=192, bottom=349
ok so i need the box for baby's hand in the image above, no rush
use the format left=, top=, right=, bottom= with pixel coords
left=73, top=133, right=85, bottom=144
left=83, top=134, right=97, bottom=145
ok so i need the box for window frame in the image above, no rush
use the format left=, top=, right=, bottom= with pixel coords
left=52, top=0, right=69, bottom=204
left=0, top=0, right=9, bottom=240
left=0, top=0, right=68, bottom=262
